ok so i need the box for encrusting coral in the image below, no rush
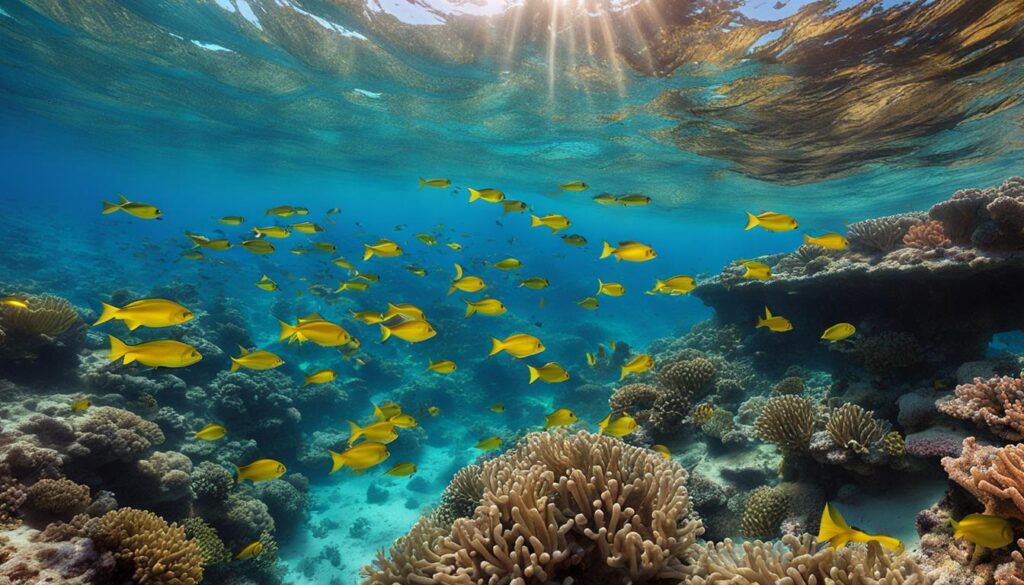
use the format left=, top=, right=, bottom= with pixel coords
left=937, top=376, right=1024, bottom=441
left=754, top=395, right=815, bottom=452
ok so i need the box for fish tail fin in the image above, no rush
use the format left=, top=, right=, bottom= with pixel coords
left=94, top=302, right=120, bottom=326
left=948, top=517, right=960, bottom=538
left=328, top=450, right=346, bottom=474
left=277, top=320, right=296, bottom=342
left=803, top=233, right=812, bottom=245
left=454, top=263, right=464, bottom=280
left=108, top=335, right=132, bottom=363
left=101, top=200, right=122, bottom=214
left=380, top=325, right=391, bottom=342
left=744, top=211, right=759, bottom=230
left=597, top=279, right=605, bottom=295
left=419, top=177, right=426, bottom=189
left=362, top=245, right=374, bottom=261
left=619, top=366, right=628, bottom=381
left=530, top=214, right=542, bottom=228
left=468, top=188, right=481, bottom=202
left=817, top=503, right=852, bottom=547
left=230, top=358, right=241, bottom=373
left=489, top=337, right=503, bottom=356
left=756, top=315, right=766, bottom=328
left=600, top=241, right=614, bottom=259
left=463, top=300, right=475, bottom=318
left=528, top=365, right=540, bottom=384
left=346, top=420, right=362, bottom=446
left=234, top=465, right=243, bottom=483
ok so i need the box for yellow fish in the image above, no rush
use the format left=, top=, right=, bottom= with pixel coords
left=449, top=263, right=486, bottom=295
left=544, top=408, right=578, bottom=429
left=490, top=258, right=522, bottom=270
left=577, top=296, right=599, bottom=310
left=560, top=180, right=588, bottom=191
left=600, top=241, right=657, bottom=262
left=329, top=442, right=390, bottom=474
left=415, top=234, right=437, bottom=245
left=428, top=406, right=440, bottom=416
left=332, top=257, right=357, bottom=273
left=180, top=250, right=204, bottom=261
left=327, top=207, right=341, bottom=215
left=230, top=347, right=284, bottom=372
left=419, top=177, right=451, bottom=189
left=652, top=444, right=671, bottom=459
left=600, top=414, right=638, bottom=437
left=468, top=188, right=505, bottom=203
left=236, top=541, right=263, bottom=560
left=290, top=246, right=311, bottom=255
left=756, top=307, right=793, bottom=333
left=596, top=279, right=625, bottom=297
left=519, top=277, right=549, bottom=290
left=94, top=299, right=193, bottom=331
left=738, top=260, right=771, bottom=280
left=355, top=272, right=380, bottom=283
left=101, top=194, right=162, bottom=220
left=620, top=354, right=654, bottom=380
left=109, top=336, right=202, bottom=369
left=314, top=242, right=337, bottom=254
left=475, top=436, right=502, bottom=451
left=70, top=399, right=90, bottom=412
left=617, top=194, right=652, bottom=206
left=647, top=275, right=696, bottom=295
left=236, top=459, right=287, bottom=483
left=252, top=226, right=291, bottom=239
left=489, top=333, right=545, bottom=359
left=561, top=234, right=587, bottom=246
left=530, top=213, right=571, bottom=233
left=194, top=423, right=227, bottom=441
left=490, top=403, right=505, bottom=413
left=186, top=233, right=231, bottom=251
left=744, top=211, right=799, bottom=232
left=218, top=216, right=245, bottom=225
left=405, top=265, right=428, bottom=277
left=255, top=275, right=278, bottom=292
left=293, top=207, right=310, bottom=215
left=265, top=205, right=297, bottom=217
left=817, top=503, right=904, bottom=553
left=347, top=420, right=398, bottom=446
left=428, top=359, right=457, bottom=374
left=335, top=280, right=370, bottom=292
left=501, top=200, right=527, bottom=214
left=586, top=352, right=596, bottom=367
left=592, top=193, right=617, bottom=205
left=350, top=310, right=385, bottom=324
left=380, top=319, right=436, bottom=343
left=304, top=369, right=337, bottom=386
left=385, top=462, right=417, bottom=476
left=279, top=316, right=352, bottom=346
left=363, top=239, right=403, bottom=260
left=384, top=303, right=426, bottom=321
left=464, top=298, right=507, bottom=318
left=804, top=233, right=848, bottom=250
left=446, top=242, right=463, bottom=251
left=388, top=414, right=417, bottom=429
left=596, top=413, right=612, bottom=434
left=373, top=402, right=402, bottom=421
left=821, top=323, right=856, bottom=342
left=950, top=514, right=1014, bottom=550
left=241, top=239, right=275, bottom=254
left=528, top=362, right=570, bottom=384
left=291, top=221, right=325, bottom=235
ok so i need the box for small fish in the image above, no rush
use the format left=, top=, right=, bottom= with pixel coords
left=647, top=275, right=696, bottom=295
left=230, top=346, right=285, bottom=372
left=241, top=239, right=275, bottom=254
left=405, top=265, right=428, bottom=277
left=738, top=260, right=771, bottom=280
left=347, top=420, right=398, bottom=446
left=329, top=442, right=390, bottom=474
left=586, top=352, right=596, bottom=367
left=617, top=194, right=651, bottom=206
left=756, top=307, right=792, bottom=333
left=380, top=319, right=436, bottom=343
left=109, top=336, right=202, bottom=369
left=817, top=503, right=904, bottom=553
left=464, top=298, right=507, bottom=318
left=530, top=213, right=571, bottom=234
left=559, top=181, right=588, bottom=191
left=490, top=258, right=522, bottom=270
left=194, top=423, right=227, bottom=441
left=350, top=310, right=385, bottom=324
left=186, top=232, right=232, bottom=251
left=468, top=188, right=505, bottom=203
left=528, top=362, right=570, bottom=384
left=388, top=414, right=417, bottom=428
left=744, top=211, right=799, bottom=232
left=490, top=403, right=505, bottom=413
left=428, top=359, right=457, bottom=374
left=501, top=200, right=527, bottom=214
left=385, top=462, right=417, bottom=476
left=94, top=299, right=194, bottom=330
left=291, top=221, right=325, bottom=235
left=290, top=246, right=311, bottom=255
left=419, top=177, right=451, bottom=189
left=449, top=263, right=487, bottom=295
left=335, top=280, right=370, bottom=292
left=373, top=402, right=402, bottom=421
left=355, top=272, right=380, bottom=283
left=428, top=406, right=440, bottom=416
left=489, top=333, right=545, bottom=359
left=544, top=408, right=577, bottom=429
left=236, top=541, right=264, bottom=560
left=475, top=436, right=502, bottom=451
left=609, top=340, right=616, bottom=351
left=293, top=207, right=310, bottom=215
left=304, top=369, right=337, bottom=386
left=218, top=216, right=245, bottom=225
left=592, top=193, right=617, bottom=205
left=652, top=444, right=671, bottom=459
left=279, top=316, right=352, bottom=346
left=314, top=242, right=337, bottom=254
left=363, top=239, right=402, bottom=260
left=265, top=205, right=298, bottom=217
left=446, top=242, right=463, bottom=251
left=332, top=257, right=357, bottom=273
left=384, top=303, right=426, bottom=321
left=255, top=274, right=278, bottom=292
left=561, top=234, right=587, bottom=246
left=600, top=241, right=657, bottom=262
left=620, top=354, right=654, bottom=380
left=252, top=226, right=291, bottom=239
left=70, top=398, right=91, bottom=412
left=236, top=459, right=287, bottom=483
left=804, top=233, right=848, bottom=250
left=327, top=207, right=341, bottom=215
left=600, top=414, right=638, bottom=437
left=519, top=277, right=549, bottom=290
left=577, top=296, right=599, bottom=310
left=692, top=403, right=715, bottom=425
left=101, top=194, right=162, bottom=220
left=415, top=234, right=438, bottom=246
left=821, top=323, right=856, bottom=342
left=179, top=250, right=204, bottom=261
left=950, top=513, right=1014, bottom=550
left=596, top=279, right=626, bottom=297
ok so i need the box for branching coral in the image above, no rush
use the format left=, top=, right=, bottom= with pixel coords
left=847, top=213, right=926, bottom=254
left=942, top=438, right=1024, bottom=522
left=740, top=486, right=789, bottom=540
left=938, top=376, right=1024, bottom=441
left=883, top=431, right=906, bottom=458
left=903, top=220, right=951, bottom=250
left=431, top=464, right=484, bottom=528
left=826, top=404, right=887, bottom=455
left=89, top=507, right=204, bottom=584
left=754, top=395, right=815, bottom=452
left=362, top=516, right=449, bottom=585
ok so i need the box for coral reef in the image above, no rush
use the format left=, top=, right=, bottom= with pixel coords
left=753, top=395, right=815, bottom=452
left=847, top=213, right=926, bottom=254
left=0, top=294, right=84, bottom=373
left=430, top=464, right=483, bottom=527
left=181, top=516, right=232, bottom=567
left=825, top=404, right=887, bottom=455
left=89, top=507, right=204, bottom=584
left=740, top=486, right=789, bottom=540
left=941, top=437, right=1024, bottom=521
left=23, top=478, right=91, bottom=523
left=937, top=376, right=1024, bottom=440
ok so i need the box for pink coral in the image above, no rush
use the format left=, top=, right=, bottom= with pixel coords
left=942, top=438, right=1024, bottom=521
left=937, top=376, right=1024, bottom=440
left=902, top=220, right=951, bottom=250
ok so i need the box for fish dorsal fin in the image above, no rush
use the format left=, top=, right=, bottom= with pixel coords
left=300, top=312, right=324, bottom=322
left=118, top=194, right=129, bottom=203
left=237, top=345, right=249, bottom=356
left=619, top=240, right=640, bottom=246
left=454, top=263, right=464, bottom=280
left=764, top=306, right=773, bottom=319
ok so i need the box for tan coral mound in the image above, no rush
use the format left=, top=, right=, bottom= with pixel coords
left=0, top=294, right=81, bottom=338
left=89, top=507, right=203, bottom=585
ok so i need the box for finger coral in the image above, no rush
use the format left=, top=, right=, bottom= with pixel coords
left=754, top=395, right=815, bottom=452
left=362, top=516, right=449, bottom=585
left=89, top=507, right=204, bottom=584
left=826, top=404, right=887, bottom=455
left=941, top=437, right=1024, bottom=521
left=902, top=220, right=951, bottom=250
left=937, top=376, right=1024, bottom=441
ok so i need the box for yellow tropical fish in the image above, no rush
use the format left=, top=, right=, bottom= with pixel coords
left=647, top=275, right=695, bottom=295
left=279, top=316, right=352, bottom=347
left=652, top=444, right=671, bottom=459
left=600, top=414, right=638, bottom=437
left=756, top=307, right=793, bottom=333
left=419, top=177, right=451, bottom=189
left=821, top=323, right=856, bottom=342
left=293, top=207, right=310, bottom=215
left=332, top=257, right=357, bottom=273
left=236, top=459, right=287, bottom=483
left=335, top=280, right=370, bottom=292
left=501, top=200, right=527, bottom=214
left=804, top=233, right=848, bottom=250
left=738, top=260, right=771, bottom=280
left=490, top=403, right=505, bottom=413
left=600, top=241, right=657, bottom=262
left=596, top=413, right=612, bottom=434
left=186, top=233, right=232, bottom=251
left=265, top=205, right=297, bottom=217
left=544, top=408, right=578, bottom=429
left=617, top=194, right=652, bottom=206
left=577, top=296, right=599, bottom=310
left=592, top=193, right=617, bottom=205
left=304, top=369, right=337, bottom=386
left=290, top=246, right=311, bottom=255
left=519, top=277, right=549, bottom=290
left=530, top=213, right=571, bottom=233
left=347, top=420, right=398, bottom=446
left=363, top=239, right=403, bottom=260
left=355, top=272, right=380, bottom=283
left=230, top=347, right=284, bottom=372
left=71, top=399, right=91, bottom=412
left=380, top=319, right=436, bottom=343
left=388, top=414, right=417, bottom=429
left=490, top=258, right=522, bottom=270
left=373, top=402, right=402, bottom=421
left=236, top=541, right=263, bottom=560
left=218, top=216, right=245, bottom=225
left=586, top=352, right=596, bottom=367
left=350, top=310, right=385, bottom=324
left=468, top=188, right=505, bottom=203
left=620, top=354, right=654, bottom=380
left=817, top=503, right=904, bottom=553
left=329, top=442, right=390, bottom=474
left=241, top=239, right=275, bottom=254
left=109, top=336, right=202, bottom=369
left=428, top=406, right=440, bottom=416
left=950, top=514, right=1014, bottom=550
left=609, top=340, right=616, bottom=351
left=415, top=234, right=437, bottom=246
left=561, top=234, right=587, bottom=246
left=449, top=263, right=486, bottom=295
left=180, top=250, right=203, bottom=261
left=464, top=298, right=506, bottom=318
left=428, top=359, right=457, bottom=374
left=405, top=265, right=428, bottom=277
left=327, top=207, right=341, bottom=215
left=528, top=362, right=569, bottom=384
left=291, top=221, right=325, bottom=235
left=385, top=462, right=417, bottom=476
left=94, top=299, right=193, bottom=331
left=596, top=280, right=625, bottom=297
left=475, top=436, right=502, bottom=451
left=744, top=211, right=799, bottom=232
left=101, top=194, right=162, bottom=220
left=252, top=226, right=291, bottom=239
left=384, top=303, right=426, bottom=321
left=255, top=275, right=278, bottom=292
left=314, top=242, right=337, bottom=254
left=447, top=242, right=463, bottom=251
left=194, top=423, right=227, bottom=441
left=489, top=333, right=545, bottom=358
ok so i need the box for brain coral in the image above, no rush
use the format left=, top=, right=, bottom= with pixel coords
left=89, top=507, right=204, bottom=584
left=937, top=376, right=1024, bottom=441
left=754, top=395, right=815, bottom=452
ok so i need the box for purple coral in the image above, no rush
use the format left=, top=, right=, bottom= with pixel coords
left=937, top=376, right=1024, bottom=440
